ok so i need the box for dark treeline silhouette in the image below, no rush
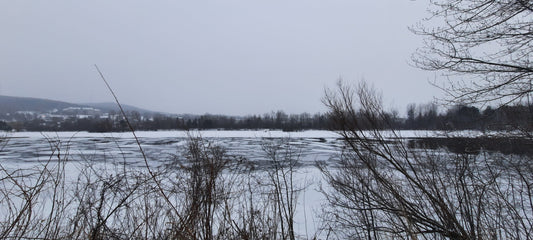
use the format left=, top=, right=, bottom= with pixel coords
left=5, top=111, right=330, bottom=132
left=140, top=111, right=330, bottom=132
left=2, top=104, right=531, bottom=132
left=405, top=103, right=533, bottom=131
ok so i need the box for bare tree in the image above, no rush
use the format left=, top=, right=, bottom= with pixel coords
left=261, top=138, right=302, bottom=240
left=413, top=0, right=533, bottom=105
left=319, top=80, right=533, bottom=239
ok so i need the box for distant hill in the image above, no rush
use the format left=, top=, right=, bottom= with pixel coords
left=0, top=95, right=157, bottom=115
left=83, top=102, right=159, bottom=115
left=0, top=95, right=82, bottom=113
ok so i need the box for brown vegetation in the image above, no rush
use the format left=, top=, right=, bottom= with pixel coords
left=319, top=81, right=533, bottom=239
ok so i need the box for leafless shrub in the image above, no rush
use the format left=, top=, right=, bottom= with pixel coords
left=159, top=135, right=241, bottom=239
left=225, top=137, right=305, bottom=240
left=319, top=80, right=533, bottom=239
left=0, top=67, right=310, bottom=240
left=0, top=135, right=74, bottom=239
left=0, top=133, right=312, bottom=239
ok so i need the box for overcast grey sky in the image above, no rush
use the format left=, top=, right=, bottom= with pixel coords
left=0, top=1, right=442, bottom=115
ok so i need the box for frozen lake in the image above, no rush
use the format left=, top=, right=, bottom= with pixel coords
left=0, top=129, right=478, bottom=167
left=1, top=129, right=527, bottom=168
left=1, top=129, right=531, bottom=238
left=0, top=130, right=345, bottom=169
left=0, top=130, right=348, bottom=238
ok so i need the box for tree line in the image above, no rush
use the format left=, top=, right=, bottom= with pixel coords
left=1, top=111, right=330, bottom=132
left=1, top=103, right=531, bottom=132
left=404, top=103, right=533, bottom=131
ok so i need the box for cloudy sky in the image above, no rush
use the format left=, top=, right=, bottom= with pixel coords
left=0, top=1, right=442, bottom=115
